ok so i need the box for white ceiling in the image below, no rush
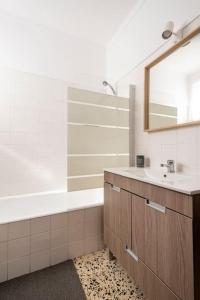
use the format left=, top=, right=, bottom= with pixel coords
left=0, top=0, right=140, bottom=45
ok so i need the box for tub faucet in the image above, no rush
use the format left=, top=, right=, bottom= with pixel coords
left=160, top=160, right=175, bottom=173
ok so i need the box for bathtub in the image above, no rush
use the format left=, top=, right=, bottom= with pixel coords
left=0, top=188, right=104, bottom=282
left=0, top=188, right=104, bottom=224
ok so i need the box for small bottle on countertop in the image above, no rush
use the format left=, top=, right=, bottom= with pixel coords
left=136, top=155, right=145, bottom=168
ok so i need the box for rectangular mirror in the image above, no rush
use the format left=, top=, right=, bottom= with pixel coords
left=144, top=27, right=200, bottom=132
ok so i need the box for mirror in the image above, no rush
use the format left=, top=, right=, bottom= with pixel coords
left=144, top=27, right=200, bottom=132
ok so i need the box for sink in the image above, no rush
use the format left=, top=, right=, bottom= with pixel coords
left=122, top=168, right=186, bottom=185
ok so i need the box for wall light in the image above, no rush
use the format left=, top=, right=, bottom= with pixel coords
left=162, top=21, right=175, bottom=39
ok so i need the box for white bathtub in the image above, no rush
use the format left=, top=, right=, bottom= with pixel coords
left=0, top=188, right=104, bottom=224
left=0, top=188, right=104, bottom=282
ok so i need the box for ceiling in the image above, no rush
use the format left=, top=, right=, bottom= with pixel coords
left=0, top=0, right=140, bottom=45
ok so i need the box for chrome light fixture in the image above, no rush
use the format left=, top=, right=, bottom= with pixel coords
left=162, top=21, right=175, bottom=39
left=162, top=21, right=184, bottom=42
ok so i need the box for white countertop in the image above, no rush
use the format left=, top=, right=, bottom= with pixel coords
left=104, top=167, right=200, bottom=195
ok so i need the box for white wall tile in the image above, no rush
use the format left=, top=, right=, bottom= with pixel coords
left=0, top=133, right=10, bottom=145
left=161, top=145, right=177, bottom=165
left=0, top=67, right=67, bottom=197
left=0, top=104, right=10, bottom=131
left=177, top=127, right=197, bottom=145
left=177, top=143, right=198, bottom=173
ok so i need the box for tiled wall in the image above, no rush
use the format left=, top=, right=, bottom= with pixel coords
left=0, top=206, right=103, bottom=282
left=0, top=66, right=67, bottom=197
left=132, top=60, right=200, bottom=174
left=117, top=22, right=200, bottom=174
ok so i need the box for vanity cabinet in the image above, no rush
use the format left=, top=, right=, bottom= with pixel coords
left=104, top=171, right=200, bottom=300
left=104, top=182, right=131, bottom=258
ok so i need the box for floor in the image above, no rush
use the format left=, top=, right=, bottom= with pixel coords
left=0, top=249, right=144, bottom=300
left=74, top=250, right=144, bottom=300
left=0, top=260, right=86, bottom=300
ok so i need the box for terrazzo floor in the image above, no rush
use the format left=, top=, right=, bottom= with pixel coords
left=74, top=249, right=144, bottom=300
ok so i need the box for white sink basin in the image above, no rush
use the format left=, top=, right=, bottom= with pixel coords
left=123, top=168, right=187, bottom=184
left=123, top=168, right=185, bottom=184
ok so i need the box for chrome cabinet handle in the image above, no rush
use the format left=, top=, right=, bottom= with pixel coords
left=145, top=199, right=166, bottom=214
left=125, top=246, right=138, bottom=262
left=111, top=185, right=120, bottom=192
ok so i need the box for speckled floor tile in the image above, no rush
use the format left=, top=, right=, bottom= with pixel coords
left=74, top=249, right=144, bottom=300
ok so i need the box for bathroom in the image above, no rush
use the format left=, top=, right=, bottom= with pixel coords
left=0, top=0, right=200, bottom=299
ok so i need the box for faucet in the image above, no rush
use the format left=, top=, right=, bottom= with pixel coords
left=160, top=160, right=175, bottom=173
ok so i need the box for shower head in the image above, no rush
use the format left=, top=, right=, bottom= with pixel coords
left=102, top=80, right=108, bottom=86
left=102, top=81, right=117, bottom=96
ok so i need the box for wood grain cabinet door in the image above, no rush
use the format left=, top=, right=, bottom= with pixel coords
left=131, top=194, right=145, bottom=260
left=131, top=194, right=194, bottom=300
left=157, top=207, right=194, bottom=300
left=143, top=198, right=193, bottom=300
left=104, top=182, right=114, bottom=233
left=104, top=183, right=131, bottom=257
left=119, top=189, right=132, bottom=247
left=104, top=182, right=121, bottom=235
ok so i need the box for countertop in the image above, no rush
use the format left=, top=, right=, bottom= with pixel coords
left=104, top=167, right=200, bottom=195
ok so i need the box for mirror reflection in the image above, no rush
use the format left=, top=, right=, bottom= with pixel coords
left=149, top=32, right=200, bottom=130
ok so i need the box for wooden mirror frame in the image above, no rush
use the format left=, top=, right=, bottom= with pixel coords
left=144, top=27, right=200, bottom=132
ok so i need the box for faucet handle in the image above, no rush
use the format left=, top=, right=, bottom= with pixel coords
left=167, top=160, right=175, bottom=173
left=167, top=160, right=174, bottom=165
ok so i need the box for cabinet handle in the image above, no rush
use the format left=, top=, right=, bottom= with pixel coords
left=125, top=246, right=138, bottom=262
left=111, top=185, right=120, bottom=192
left=145, top=199, right=166, bottom=214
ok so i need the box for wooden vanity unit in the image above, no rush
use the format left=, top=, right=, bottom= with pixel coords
left=104, top=170, right=200, bottom=300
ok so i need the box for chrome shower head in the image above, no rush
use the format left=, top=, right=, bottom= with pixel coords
left=102, top=80, right=108, bottom=86
left=102, top=80, right=117, bottom=96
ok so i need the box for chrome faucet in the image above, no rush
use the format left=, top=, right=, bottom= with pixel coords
left=160, top=160, right=175, bottom=173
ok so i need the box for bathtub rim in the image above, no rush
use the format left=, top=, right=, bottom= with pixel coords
left=0, top=188, right=104, bottom=225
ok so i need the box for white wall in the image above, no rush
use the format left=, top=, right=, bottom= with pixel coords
left=0, top=10, right=106, bottom=196
left=107, top=0, right=200, bottom=174
left=0, top=11, right=106, bottom=91
left=107, top=0, right=200, bottom=83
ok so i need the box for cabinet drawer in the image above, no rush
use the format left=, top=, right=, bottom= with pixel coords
left=119, top=241, right=180, bottom=300
left=104, top=171, right=192, bottom=217
left=137, top=260, right=180, bottom=300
